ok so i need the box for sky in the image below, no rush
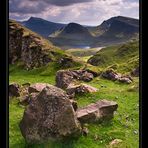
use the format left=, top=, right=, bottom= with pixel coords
left=9, top=0, right=139, bottom=26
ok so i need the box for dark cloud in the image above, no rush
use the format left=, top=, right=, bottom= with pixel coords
left=9, top=0, right=93, bottom=14
left=9, top=0, right=47, bottom=13
left=41, top=0, right=93, bottom=6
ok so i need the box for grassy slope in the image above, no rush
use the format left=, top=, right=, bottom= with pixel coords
left=9, top=63, right=139, bottom=148
left=88, top=41, right=139, bottom=74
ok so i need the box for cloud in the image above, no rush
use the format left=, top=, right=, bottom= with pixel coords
left=40, top=0, right=93, bottom=6
left=9, top=0, right=139, bottom=25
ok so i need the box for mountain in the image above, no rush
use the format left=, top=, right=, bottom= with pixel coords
left=20, top=16, right=139, bottom=49
left=49, top=16, right=139, bottom=49
left=21, top=17, right=66, bottom=38
left=89, top=16, right=139, bottom=36
left=49, top=23, right=94, bottom=49
left=89, top=16, right=139, bottom=47
left=9, top=20, right=81, bottom=70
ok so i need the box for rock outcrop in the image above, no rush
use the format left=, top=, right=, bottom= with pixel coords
left=9, top=20, right=52, bottom=69
left=56, top=70, right=94, bottom=89
left=20, top=85, right=82, bottom=144
left=9, top=20, right=79, bottom=70
left=76, top=100, right=118, bottom=123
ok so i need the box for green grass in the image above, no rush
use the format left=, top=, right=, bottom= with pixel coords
left=9, top=63, right=139, bottom=148
left=66, top=48, right=101, bottom=57
left=87, top=41, right=139, bottom=74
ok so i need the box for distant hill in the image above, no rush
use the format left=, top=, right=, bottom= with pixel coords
left=87, top=40, right=139, bottom=73
left=89, top=16, right=139, bottom=47
left=49, top=23, right=94, bottom=49
left=20, top=16, right=139, bottom=49
left=21, top=17, right=66, bottom=38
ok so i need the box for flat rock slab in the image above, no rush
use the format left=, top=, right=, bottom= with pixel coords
left=28, top=83, right=53, bottom=94
left=66, top=84, right=98, bottom=95
left=76, top=100, right=118, bottom=123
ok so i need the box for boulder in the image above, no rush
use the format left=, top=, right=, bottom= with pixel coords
left=102, top=69, right=133, bottom=84
left=56, top=70, right=74, bottom=89
left=20, top=85, right=82, bottom=144
left=56, top=70, right=94, bottom=89
left=76, top=100, right=118, bottom=123
left=118, top=77, right=132, bottom=84
left=102, top=69, right=120, bottom=81
left=66, top=84, right=98, bottom=96
left=9, top=83, right=20, bottom=97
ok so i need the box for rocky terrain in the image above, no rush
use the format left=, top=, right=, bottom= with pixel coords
left=9, top=20, right=80, bottom=70
left=9, top=16, right=139, bottom=148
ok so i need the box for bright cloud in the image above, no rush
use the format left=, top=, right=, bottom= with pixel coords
left=9, top=0, right=139, bottom=25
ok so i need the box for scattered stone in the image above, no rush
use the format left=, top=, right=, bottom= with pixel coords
left=66, top=84, right=98, bottom=96
left=118, top=77, right=132, bottom=84
left=85, top=69, right=99, bottom=77
left=76, top=100, right=118, bottom=123
left=58, top=57, right=76, bottom=68
left=102, top=69, right=121, bottom=81
left=56, top=70, right=94, bottom=89
left=9, top=83, right=20, bottom=97
left=20, top=85, right=82, bottom=144
left=131, top=67, right=139, bottom=77
left=82, top=127, right=89, bottom=136
left=133, top=130, right=138, bottom=135
left=94, top=134, right=100, bottom=141
left=109, top=139, right=123, bottom=147
left=102, top=69, right=133, bottom=84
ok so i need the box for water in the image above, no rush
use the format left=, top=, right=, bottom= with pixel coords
left=71, top=45, right=91, bottom=49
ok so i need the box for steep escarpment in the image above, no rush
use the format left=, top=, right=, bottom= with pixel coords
left=9, top=20, right=79, bottom=70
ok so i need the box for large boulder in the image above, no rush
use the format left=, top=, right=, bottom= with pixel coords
left=76, top=100, right=118, bottom=123
left=66, top=84, right=98, bottom=96
left=20, top=85, right=82, bottom=144
left=56, top=70, right=94, bottom=89
left=9, top=83, right=20, bottom=97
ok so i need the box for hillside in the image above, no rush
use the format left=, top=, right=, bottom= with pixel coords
left=87, top=40, right=139, bottom=73
left=9, top=20, right=81, bottom=70
left=88, top=16, right=139, bottom=47
left=21, top=17, right=66, bottom=38
left=49, top=23, right=94, bottom=49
